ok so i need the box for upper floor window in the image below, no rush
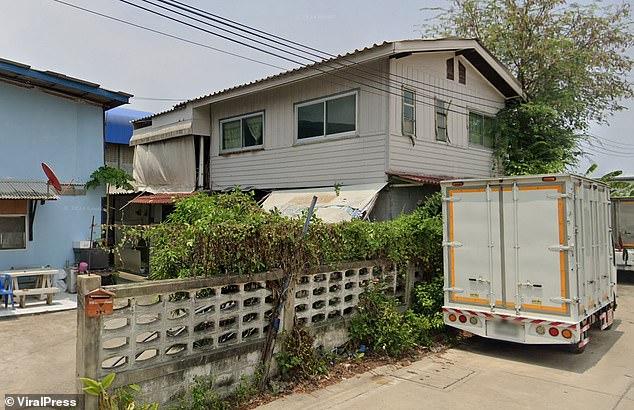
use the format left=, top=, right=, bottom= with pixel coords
left=435, top=99, right=448, bottom=142
left=458, top=61, right=466, bottom=85
left=296, top=91, right=357, bottom=140
left=220, top=112, right=264, bottom=152
left=469, top=112, right=495, bottom=148
left=402, top=89, right=415, bottom=136
left=446, top=58, right=454, bottom=80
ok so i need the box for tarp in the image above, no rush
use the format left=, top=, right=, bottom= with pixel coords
left=105, top=107, right=152, bottom=144
left=132, top=136, right=196, bottom=194
left=261, top=183, right=387, bottom=223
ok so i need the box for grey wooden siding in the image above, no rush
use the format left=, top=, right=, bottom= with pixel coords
left=208, top=60, right=389, bottom=190
left=387, top=53, right=506, bottom=178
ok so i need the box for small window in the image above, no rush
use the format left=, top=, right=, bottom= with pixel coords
left=458, top=62, right=466, bottom=85
left=0, top=216, right=26, bottom=250
left=402, top=89, right=415, bottom=135
left=297, top=92, right=357, bottom=140
left=220, top=112, right=264, bottom=152
left=446, top=58, right=454, bottom=80
left=435, top=99, right=448, bottom=142
left=469, top=112, right=495, bottom=148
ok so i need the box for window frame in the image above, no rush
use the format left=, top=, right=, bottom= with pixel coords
left=458, top=61, right=466, bottom=85
left=402, top=87, right=416, bottom=136
left=219, top=110, right=265, bottom=154
left=446, top=58, right=455, bottom=81
left=435, top=98, right=448, bottom=142
left=468, top=111, right=496, bottom=149
left=294, top=90, right=359, bottom=143
left=0, top=214, right=28, bottom=251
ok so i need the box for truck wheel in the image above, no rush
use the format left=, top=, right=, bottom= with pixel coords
left=568, top=342, right=586, bottom=354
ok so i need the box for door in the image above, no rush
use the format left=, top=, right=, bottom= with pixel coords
left=446, top=185, right=501, bottom=308
left=501, top=183, right=569, bottom=315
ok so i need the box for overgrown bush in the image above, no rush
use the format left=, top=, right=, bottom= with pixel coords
left=115, top=190, right=443, bottom=280
left=275, top=326, right=330, bottom=380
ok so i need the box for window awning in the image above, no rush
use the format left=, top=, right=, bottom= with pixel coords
left=129, top=192, right=193, bottom=205
left=0, top=180, right=58, bottom=200
left=261, top=183, right=387, bottom=223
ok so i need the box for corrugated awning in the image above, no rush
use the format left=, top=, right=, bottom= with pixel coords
left=0, top=180, right=58, bottom=200
left=129, top=192, right=193, bottom=205
left=387, top=172, right=449, bottom=185
left=261, top=183, right=387, bottom=223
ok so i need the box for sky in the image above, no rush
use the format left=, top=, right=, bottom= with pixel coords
left=1, top=0, right=632, bottom=175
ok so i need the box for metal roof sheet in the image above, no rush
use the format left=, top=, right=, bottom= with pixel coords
left=261, top=183, right=387, bottom=223
left=387, top=172, right=450, bottom=185
left=0, top=180, right=59, bottom=200
left=105, top=107, right=152, bottom=144
left=133, top=38, right=524, bottom=124
left=129, top=192, right=193, bottom=205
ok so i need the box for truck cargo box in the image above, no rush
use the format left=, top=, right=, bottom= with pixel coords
left=441, top=174, right=616, bottom=351
left=612, top=197, right=634, bottom=272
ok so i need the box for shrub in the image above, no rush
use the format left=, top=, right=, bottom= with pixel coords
left=276, top=326, right=329, bottom=380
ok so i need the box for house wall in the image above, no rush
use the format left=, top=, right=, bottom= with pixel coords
left=0, top=81, right=105, bottom=270
left=387, top=52, right=506, bottom=178
left=206, top=61, right=390, bottom=190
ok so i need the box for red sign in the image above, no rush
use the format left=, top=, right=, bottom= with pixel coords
left=85, top=288, right=115, bottom=318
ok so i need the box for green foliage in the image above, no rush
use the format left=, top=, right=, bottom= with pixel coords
left=276, top=327, right=330, bottom=380
left=411, top=276, right=444, bottom=318
left=114, top=191, right=443, bottom=280
left=585, top=164, right=634, bottom=197
left=173, top=370, right=262, bottom=410
left=86, top=165, right=134, bottom=191
left=80, top=373, right=157, bottom=410
left=494, top=101, right=582, bottom=175
left=422, top=0, right=633, bottom=174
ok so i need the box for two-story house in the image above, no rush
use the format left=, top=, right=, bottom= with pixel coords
left=130, top=39, right=524, bottom=221
left=0, top=58, right=130, bottom=270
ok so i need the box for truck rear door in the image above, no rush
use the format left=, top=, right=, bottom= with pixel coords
left=501, top=183, right=569, bottom=315
left=446, top=180, right=570, bottom=316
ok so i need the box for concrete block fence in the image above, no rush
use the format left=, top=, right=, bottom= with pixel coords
left=76, top=261, right=404, bottom=407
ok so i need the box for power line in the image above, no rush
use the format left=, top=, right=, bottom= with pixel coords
left=117, top=0, right=495, bottom=118
left=50, top=0, right=289, bottom=72
left=160, top=0, right=512, bottom=107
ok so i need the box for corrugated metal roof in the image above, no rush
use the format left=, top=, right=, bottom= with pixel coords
left=261, top=183, right=386, bottom=223
left=0, top=180, right=59, bottom=200
left=129, top=192, right=193, bottom=205
left=387, top=172, right=450, bottom=185
left=133, top=38, right=524, bottom=124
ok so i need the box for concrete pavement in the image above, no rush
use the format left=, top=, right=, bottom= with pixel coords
left=259, top=276, right=634, bottom=410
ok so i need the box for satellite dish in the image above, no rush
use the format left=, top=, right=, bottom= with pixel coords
left=41, top=162, right=62, bottom=192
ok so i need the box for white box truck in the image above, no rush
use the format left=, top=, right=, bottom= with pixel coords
left=612, top=197, right=634, bottom=272
left=441, top=175, right=616, bottom=352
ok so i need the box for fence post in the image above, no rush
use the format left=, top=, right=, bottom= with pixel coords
left=76, top=274, right=102, bottom=410
left=404, top=263, right=417, bottom=308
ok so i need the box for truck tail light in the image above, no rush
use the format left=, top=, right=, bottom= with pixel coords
left=561, top=329, right=573, bottom=339
left=536, top=325, right=546, bottom=335
left=549, top=327, right=560, bottom=337
left=469, top=317, right=478, bottom=325
left=542, top=176, right=557, bottom=182
left=452, top=181, right=464, bottom=187
left=448, top=314, right=457, bottom=322
left=458, top=315, right=467, bottom=323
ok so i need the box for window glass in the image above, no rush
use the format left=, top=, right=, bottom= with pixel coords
left=483, top=116, right=495, bottom=148
left=402, top=89, right=415, bottom=135
left=298, top=102, right=324, bottom=139
left=458, top=62, right=466, bottom=85
left=326, top=94, right=356, bottom=135
left=436, top=100, right=448, bottom=141
left=446, top=58, right=454, bottom=80
left=243, top=115, right=263, bottom=147
left=0, top=216, right=26, bottom=250
left=222, top=120, right=242, bottom=150
left=469, top=112, right=495, bottom=148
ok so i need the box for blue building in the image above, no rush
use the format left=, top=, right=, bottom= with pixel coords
left=0, top=58, right=131, bottom=270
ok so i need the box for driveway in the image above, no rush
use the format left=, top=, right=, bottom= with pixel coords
left=259, top=275, right=634, bottom=410
left=0, top=309, right=77, bottom=399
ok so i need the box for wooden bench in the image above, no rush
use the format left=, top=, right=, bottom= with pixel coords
left=13, top=287, right=60, bottom=308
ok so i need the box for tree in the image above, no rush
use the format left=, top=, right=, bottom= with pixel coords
left=422, top=0, right=633, bottom=174
left=86, top=165, right=135, bottom=246
left=584, top=163, right=634, bottom=196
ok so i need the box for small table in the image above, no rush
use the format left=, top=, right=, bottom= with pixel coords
left=3, top=268, right=60, bottom=308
